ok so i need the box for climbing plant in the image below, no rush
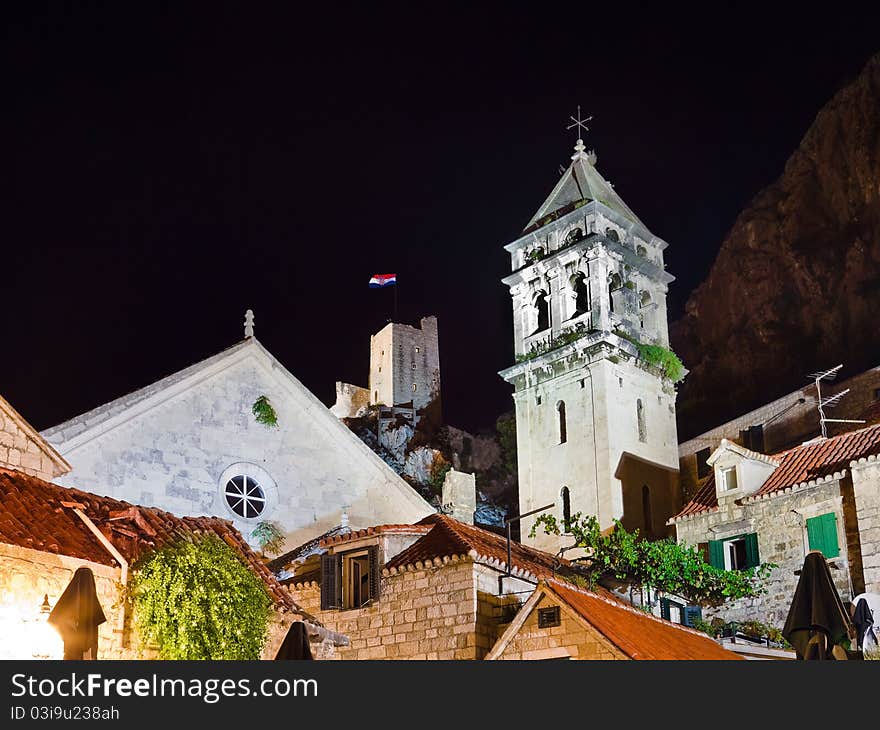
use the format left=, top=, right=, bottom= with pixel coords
left=131, top=535, right=272, bottom=660
left=530, top=513, right=775, bottom=607
left=613, top=329, right=685, bottom=383
left=251, top=521, right=286, bottom=557
left=252, top=395, right=278, bottom=427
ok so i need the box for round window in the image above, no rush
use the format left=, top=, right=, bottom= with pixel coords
left=224, top=475, right=266, bottom=519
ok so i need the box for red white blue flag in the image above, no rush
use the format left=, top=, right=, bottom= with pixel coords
left=369, top=274, right=397, bottom=288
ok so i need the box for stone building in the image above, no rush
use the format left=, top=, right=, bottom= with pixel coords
left=41, top=313, right=434, bottom=551
left=0, top=466, right=338, bottom=659
left=498, top=138, right=680, bottom=553
left=669, top=423, right=880, bottom=626
left=369, top=316, right=441, bottom=413
left=678, top=363, right=880, bottom=505
left=486, top=578, right=739, bottom=660
left=0, top=394, right=70, bottom=481
left=279, top=512, right=738, bottom=660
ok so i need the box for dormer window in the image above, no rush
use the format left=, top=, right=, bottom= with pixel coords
left=720, top=466, right=738, bottom=491
left=320, top=546, right=380, bottom=610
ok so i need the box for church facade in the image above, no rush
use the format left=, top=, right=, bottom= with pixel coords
left=499, top=138, right=681, bottom=554
left=41, top=317, right=434, bottom=551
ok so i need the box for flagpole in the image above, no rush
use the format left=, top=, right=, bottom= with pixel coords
left=394, top=280, right=398, bottom=322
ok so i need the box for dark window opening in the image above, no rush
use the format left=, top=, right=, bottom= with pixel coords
left=637, top=399, right=646, bottom=443
left=538, top=605, right=561, bottom=628
left=533, top=290, right=550, bottom=333
left=695, top=448, right=711, bottom=479
left=557, top=400, right=567, bottom=444
left=561, top=486, right=571, bottom=530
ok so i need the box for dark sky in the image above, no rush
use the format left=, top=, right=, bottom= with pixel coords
left=4, top=4, right=880, bottom=434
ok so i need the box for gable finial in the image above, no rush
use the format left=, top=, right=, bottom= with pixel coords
left=244, top=309, right=255, bottom=338
left=566, top=105, right=593, bottom=157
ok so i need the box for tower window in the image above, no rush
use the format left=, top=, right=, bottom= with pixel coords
left=412, top=383, right=417, bottom=392
left=557, top=401, right=567, bottom=444
left=412, top=363, right=417, bottom=370
left=560, top=486, right=571, bottom=531
left=579, top=379, right=585, bottom=389
left=533, top=290, right=550, bottom=334
left=637, top=399, right=647, bottom=443
left=572, top=272, right=591, bottom=317
left=536, top=395, right=542, bottom=406
left=415, top=346, right=420, bottom=353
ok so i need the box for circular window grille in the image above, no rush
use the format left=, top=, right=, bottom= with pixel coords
left=224, top=475, right=266, bottom=519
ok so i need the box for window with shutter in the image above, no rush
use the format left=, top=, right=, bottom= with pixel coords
left=744, top=532, right=760, bottom=569
left=368, top=545, right=381, bottom=601
left=708, top=540, right=724, bottom=569
left=683, top=605, right=702, bottom=627
left=807, top=513, right=840, bottom=558
left=320, top=553, right=342, bottom=610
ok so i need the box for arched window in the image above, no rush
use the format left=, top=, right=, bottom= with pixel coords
left=637, top=398, right=647, bottom=443
left=608, top=273, right=621, bottom=314
left=557, top=400, right=567, bottom=444
left=642, top=485, right=652, bottom=535
left=533, top=290, right=550, bottom=333
left=572, top=272, right=591, bottom=316
left=561, top=486, right=571, bottom=530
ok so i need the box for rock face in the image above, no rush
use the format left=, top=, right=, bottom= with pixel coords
left=672, top=54, right=880, bottom=439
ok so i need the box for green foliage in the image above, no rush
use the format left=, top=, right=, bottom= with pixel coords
left=613, top=329, right=685, bottom=383
left=252, top=395, right=278, bottom=427
left=525, top=247, right=546, bottom=264
left=428, top=455, right=452, bottom=494
left=529, top=513, right=776, bottom=607
left=251, top=521, right=286, bottom=556
left=131, top=535, right=272, bottom=660
left=495, top=413, right=517, bottom=475
left=515, top=322, right=591, bottom=363
left=623, top=280, right=635, bottom=290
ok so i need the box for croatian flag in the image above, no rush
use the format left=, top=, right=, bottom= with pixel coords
left=369, top=274, right=397, bottom=288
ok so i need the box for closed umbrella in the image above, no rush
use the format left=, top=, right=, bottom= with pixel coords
left=47, top=567, right=107, bottom=660
left=273, top=621, right=313, bottom=660
left=782, top=551, right=853, bottom=660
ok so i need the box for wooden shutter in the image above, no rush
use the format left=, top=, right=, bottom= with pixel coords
left=683, top=605, right=702, bottom=628
left=708, top=540, right=725, bottom=569
left=808, top=513, right=840, bottom=559
left=660, top=598, right=670, bottom=621
left=367, top=545, right=381, bottom=602
left=744, top=533, right=760, bottom=569
left=320, top=553, right=342, bottom=610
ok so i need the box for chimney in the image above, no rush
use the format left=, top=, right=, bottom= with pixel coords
left=441, top=470, right=476, bottom=525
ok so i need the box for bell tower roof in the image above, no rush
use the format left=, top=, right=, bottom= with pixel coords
left=525, top=139, right=646, bottom=231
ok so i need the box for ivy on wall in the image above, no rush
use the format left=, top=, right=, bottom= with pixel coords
left=131, top=535, right=272, bottom=660
left=252, top=395, right=278, bottom=427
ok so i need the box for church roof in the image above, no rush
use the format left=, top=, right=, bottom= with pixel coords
left=525, top=141, right=646, bottom=231
left=0, top=394, right=71, bottom=478
left=672, top=422, right=880, bottom=520
left=0, top=467, right=305, bottom=614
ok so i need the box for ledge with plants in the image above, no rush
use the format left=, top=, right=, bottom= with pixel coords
left=515, top=322, right=594, bottom=363
left=612, top=329, right=685, bottom=383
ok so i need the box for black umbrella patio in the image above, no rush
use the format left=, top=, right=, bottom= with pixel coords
left=47, top=567, right=107, bottom=660
left=782, top=551, right=854, bottom=660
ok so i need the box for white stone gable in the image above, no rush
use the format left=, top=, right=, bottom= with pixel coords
left=44, top=339, right=434, bottom=549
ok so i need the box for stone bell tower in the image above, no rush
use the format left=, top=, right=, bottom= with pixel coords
left=499, top=124, right=681, bottom=554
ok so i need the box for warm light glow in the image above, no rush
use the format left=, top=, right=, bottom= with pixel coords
left=0, top=596, right=64, bottom=660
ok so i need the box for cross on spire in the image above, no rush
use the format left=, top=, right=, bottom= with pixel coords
left=566, top=105, right=593, bottom=142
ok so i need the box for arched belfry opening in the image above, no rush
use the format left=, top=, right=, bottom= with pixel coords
left=608, top=272, right=622, bottom=314
left=533, top=290, right=550, bottom=334
left=572, top=271, right=591, bottom=318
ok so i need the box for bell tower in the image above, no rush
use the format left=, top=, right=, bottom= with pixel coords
left=499, top=123, right=682, bottom=554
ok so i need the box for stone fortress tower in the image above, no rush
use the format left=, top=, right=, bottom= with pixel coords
left=499, top=131, right=681, bottom=554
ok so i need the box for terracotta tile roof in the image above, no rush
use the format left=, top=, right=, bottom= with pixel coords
left=0, top=468, right=302, bottom=614
left=385, top=514, right=573, bottom=580
left=546, top=579, right=742, bottom=660
left=319, top=524, right=432, bottom=548
left=673, top=423, right=880, bottom=519
left=267, top=524, right=352, bottom=573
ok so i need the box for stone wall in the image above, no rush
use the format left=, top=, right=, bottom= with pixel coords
left=329, top=382, right=371, bottom=419
left=0, top=403, right=64, bottom=481
left=851, top=456, right=880, bottom=593
left=0, top=543, right=150, bottom=660
left=369, top=317, right=441, bottom=412
left=492, top=593, right=625, bottom=660
left=673, top=478, right=851, bottom=626
left=289, top=557, right=528, bottom=660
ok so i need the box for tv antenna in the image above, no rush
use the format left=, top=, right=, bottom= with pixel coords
left=807, top=364, right=865, bottom=438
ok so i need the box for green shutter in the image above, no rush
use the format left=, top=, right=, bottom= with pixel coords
left=808, top=513, right=840, bottom=558
left=683, top=605, right=702, bottom=628
left=660, top=598, right=670, bottom=621
left=708, top=540, right=725, bottom=569
left=744, top=533, right=760, bottom=569
left=807, top=515, right=824, bottom=554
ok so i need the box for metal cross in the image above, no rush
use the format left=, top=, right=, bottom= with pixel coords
left=567, top=105, right=593, bottom=139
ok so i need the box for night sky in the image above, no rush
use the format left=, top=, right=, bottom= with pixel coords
left=4, top=5, right=880, bottom=434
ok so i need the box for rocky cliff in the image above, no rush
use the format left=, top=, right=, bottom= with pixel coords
left=672, top=53, right=880, bottom=439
